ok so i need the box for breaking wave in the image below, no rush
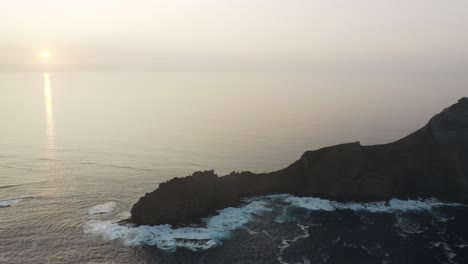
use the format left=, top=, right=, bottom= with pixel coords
left=0, top=196, right=36, bottom=208
left=84, top=195, right=465, bottom=252
left=0, top=198, right=24, bottom=208
left=282, top=196, right=463, bottom=213
left=88, top=202, right=117, bottom=215
left=84, top=200, right=272, bottom=251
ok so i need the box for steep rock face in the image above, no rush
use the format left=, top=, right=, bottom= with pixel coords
left=299, top=142, right=377, bottom=200
left=362, top=97, right=468, bottom=202
left=131, top=98, right=468, bottom=226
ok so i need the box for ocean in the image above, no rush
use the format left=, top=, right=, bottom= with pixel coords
left=1, top=71, right=467, bottom=263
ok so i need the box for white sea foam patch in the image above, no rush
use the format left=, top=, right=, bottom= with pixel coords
left=0, top=196, right=36, bottom=208
left=283, top=196, right=463, bottom=213
left=88, top=202, right=117, bottom=215
left=84, top=200, right=271, bottom=251
left=0, top=198, right=24, bottom=208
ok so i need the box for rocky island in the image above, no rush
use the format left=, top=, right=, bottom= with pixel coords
left=131, top=98, right=468, bottom=226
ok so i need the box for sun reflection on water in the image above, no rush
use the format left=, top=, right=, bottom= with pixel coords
left=44, top=72, right=55, bottom=158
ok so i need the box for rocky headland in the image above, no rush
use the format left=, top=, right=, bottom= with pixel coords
left=131, top=98, right=468, bottom=226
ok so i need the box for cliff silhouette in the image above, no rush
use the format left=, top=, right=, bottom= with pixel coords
left=131, top=98, right=468, bottom=226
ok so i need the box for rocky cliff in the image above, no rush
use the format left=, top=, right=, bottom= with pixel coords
left=131, top=98, right=468, bottom=226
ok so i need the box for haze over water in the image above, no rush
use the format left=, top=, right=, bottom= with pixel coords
left=2, top=0, right=468, bottom=262
left=0, top=70, right=467, bottom=262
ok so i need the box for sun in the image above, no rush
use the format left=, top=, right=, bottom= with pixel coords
left=40, top=50, right=51, bottom=59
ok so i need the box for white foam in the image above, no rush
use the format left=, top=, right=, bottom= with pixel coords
left=277, top=224, right=310, bottom=264
left=283, top=196, right=462, bottom=213
left=431, top=242, right=457, bottom=264
left=88, top=202, right=117, bottom=215
left=0, top=198, right=23, bottom=208
left=283, top=197, right=336, bottom=211
left=85, top=200, right=271, bottom=251
left=85, top=194, right=464, bottom=252
left=394, top=213, right=426, bottom=234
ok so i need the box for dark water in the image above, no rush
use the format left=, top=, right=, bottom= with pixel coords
left=84, top=195, right=468, bottom=264
left=1, top=71, right=467, bottom=263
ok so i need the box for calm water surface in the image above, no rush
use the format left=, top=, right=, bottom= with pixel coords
left=0, top=71, right=467, bottom=263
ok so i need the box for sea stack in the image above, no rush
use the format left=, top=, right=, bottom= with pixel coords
left=131, top=98, right=468, bottom=226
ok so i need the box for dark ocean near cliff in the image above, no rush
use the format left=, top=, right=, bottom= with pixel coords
left=1, top=71, right=468, bottom=264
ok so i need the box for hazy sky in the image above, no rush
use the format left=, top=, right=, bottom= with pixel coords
left=2, top=0, right=468, bottom=70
